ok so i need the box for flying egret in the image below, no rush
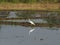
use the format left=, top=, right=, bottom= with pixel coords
left=28, top=19, right=35, bottom=25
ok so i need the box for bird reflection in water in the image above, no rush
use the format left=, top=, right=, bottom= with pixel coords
left=28, top=19, right=35, bottom=35
left=29, top=28, right=35, bottom=35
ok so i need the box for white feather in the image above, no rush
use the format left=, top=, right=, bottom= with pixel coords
left=28, top=19, right=35, bottom=25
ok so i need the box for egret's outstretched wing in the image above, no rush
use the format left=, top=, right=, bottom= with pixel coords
left=29, top=28, right=35, bottom=35
left=28, top=19, right=35, bottom=25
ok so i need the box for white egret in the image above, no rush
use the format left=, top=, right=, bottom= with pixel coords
left=28, top=19, right=35, bottom=25
left=28, top=19, right=35, bottom=35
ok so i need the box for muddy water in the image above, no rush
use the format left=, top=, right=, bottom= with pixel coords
left=0, top=25, right=60, bottom=45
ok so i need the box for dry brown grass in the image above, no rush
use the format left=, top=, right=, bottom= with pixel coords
left=0, top=3, right=60, bottom=11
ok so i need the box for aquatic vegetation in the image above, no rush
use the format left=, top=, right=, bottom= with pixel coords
left=43, top=11, right=60, bottom=28
left=16, top=11, right=35, bottom=19
left=0, top=11, right=9, bottom=18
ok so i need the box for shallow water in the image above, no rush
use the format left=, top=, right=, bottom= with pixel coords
left=0, top=11, right=60, bottom=45
left=0, top=25, right=60, bottom=45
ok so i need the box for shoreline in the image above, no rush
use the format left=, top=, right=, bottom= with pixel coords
left=0, top=21, right=59, bottom=27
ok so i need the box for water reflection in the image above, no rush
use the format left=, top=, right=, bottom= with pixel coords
left=47, top=27, right=59, bottom=31
left=0, top=25, right=60, bottom=45
left=29, top=28, right=35, bottom=35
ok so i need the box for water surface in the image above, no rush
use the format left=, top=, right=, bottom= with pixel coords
left=0, top=25, right=60, bottom=45
left=0, top=11, right=60, bottom=45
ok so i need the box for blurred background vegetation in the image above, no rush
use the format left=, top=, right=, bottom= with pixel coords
left=0, top=0, right=60, bottom=3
